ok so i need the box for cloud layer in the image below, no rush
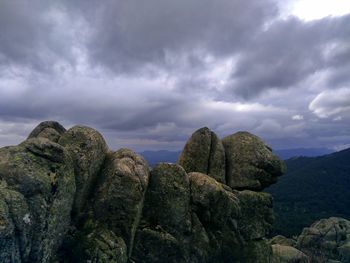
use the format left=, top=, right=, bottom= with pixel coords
left=0, top=0, right=349, bottom=151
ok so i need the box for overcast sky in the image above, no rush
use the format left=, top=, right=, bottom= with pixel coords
left=0, top=0, right=349, bottom=151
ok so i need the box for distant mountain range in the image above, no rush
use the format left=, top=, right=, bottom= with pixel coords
left=140, top=148, right=334, bottom=166
left=273, top=147, right=333, bottom=159
left=139, top=150, right=181, bottom=167
left=267, top=148, right=350, bottom=237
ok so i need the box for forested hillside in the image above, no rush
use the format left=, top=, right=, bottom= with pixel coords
left=267, top=148, right=350, bottom=237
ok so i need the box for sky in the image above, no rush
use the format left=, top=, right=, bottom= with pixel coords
left=0, top=0, right=349, bottom=152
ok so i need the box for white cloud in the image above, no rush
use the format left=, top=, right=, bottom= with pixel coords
left=309, top=88, right=350, bottom=118
left=333, top=143, right=350, bottom=151
left=292, top=114, right=304, bottom=120
left=290, top=0, right=350, bottom=21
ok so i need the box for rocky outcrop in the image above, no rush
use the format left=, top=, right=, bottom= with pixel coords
left=271, top=244, right=309, bottom=263
left=59, top=125, right=108, bottom=219
left=0, top=138, right=75, bottom=263
left=177, top=127, right=226, bottom=183
left=297, top=217, right=350, bottom=262
left=222, top=131, right=284, bottom=191
left=270, top=217, right=350, bottom=263
left=237, top=190, right=274, bottom=262
left=92, top=148, right=150, bottom=257
left=131, top=163, right=191, bottom=262
left=270, top=235, right=297, bottom=247
left=28, top=121, right=66, bottom=142
left=189, top=172, right=242, bottom=262
left=0, top=122, right=285, bottom=263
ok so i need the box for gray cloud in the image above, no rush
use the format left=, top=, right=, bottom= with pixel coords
left=82, top=0, right=277, bottom=72
left=0, top=1, right=78, bottom=72
left=0, top=0, right=349, bottom=151
left=230, top=14, right=350, bottom=98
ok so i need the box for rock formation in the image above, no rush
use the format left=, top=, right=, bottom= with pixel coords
left=177, top=127, right=226, bottom=183
left=222, top=131, right=285, bottom=190
left=0, top=136, right=75, bottom=263
left=0, top=122, right=285, bottom=263
left=297, top=217, right=350, bottom=262
left=270, top=217, right=350, bottom=263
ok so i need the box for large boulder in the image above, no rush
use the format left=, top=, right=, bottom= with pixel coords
left=0, top=138, right=75, bottom=263
left=271, top=244, right=309, bottom=263
left=237, top=190, right=274, bottom=240
left=131, top=163, right=191, bottom=263
left=178, top=127, right=226, bottom=183
left=242, top=239, right=272, bottom=263
left=0, top=182, right=31, bottom=263
left=84, top=228, right=128, bottom=263
left=189, top=172, right=242, bottom=262
left=297, top=217, right=350, bottom=262
left=28, top=121, right=66, bottom=143
left=270, top=235, right=297, bottom=247
left=237, top=190, right=274, bottom=262
left=222, top=131, right=284, bottom=190
left=92, top=149, right=150, bottom=257
left=59, top=125, right=108, bottom=218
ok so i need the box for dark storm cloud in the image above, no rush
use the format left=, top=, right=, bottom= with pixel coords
left=0, top=1, right=76, bottom=72
left=0, top=0, right=349, bottom=151
left=82, top=0, right=278, bottom=72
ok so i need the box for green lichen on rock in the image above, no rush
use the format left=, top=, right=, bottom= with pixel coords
left=0, top=137, right=75, bottom=263
left=222, top=131, right=285, bottom=190
left=28, top=121, right=66, bottom=143
left=92, top=148, right=149, bottom=256
left=131, top=163, right=191, bottom=262
left=0, top=122, right=288, bottom=263
left=178, top=127, right=226, bottom=183
left=83, top=228, right=128, bottom=263
left=237, top=190, right=274, bottom=240
left=297, top=217, right=350, bottom=262
left=0, top=181, right=29, bottom=263
left=236, top=190, right=275, bottom=262
left=271, top=244, right=309, bottom=263
left=189, top=172, right=242, bottom=262
left=270, top=235, right=297, bottom=247
left=59, top=125, right=108, bottom=219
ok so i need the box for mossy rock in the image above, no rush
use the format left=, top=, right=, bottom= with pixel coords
left=59, top=125, right=108, bottom=219
left=237, top=190, right=274, bottom=240
left=132, top=163, right=191, bottom=262
left=93, top=149, right=149, bottom=256
left=222, top=131, right=285, bottom=190
left=178, top=127, right=226, bottom=183
left=189, top=172, right=242, bottom=262
left=0, top=138, right=75, bottom=262
left=28, top=121, right=66, bottom=143
left=271, top=244, right=309, bottom=263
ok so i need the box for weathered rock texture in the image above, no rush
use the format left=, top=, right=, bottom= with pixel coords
left=177, top=127, right=226, bottom=183
left=27, top=121, right=66, bottom=143
left=0, top=137, right=75, bottom=263
left=270, top=217, right=350, bottom=263
left=93, top=148, right=150, bottom=258
left=297, top=217, right=350, bottom=262
left=271, top=244, right=309, bottom=263
left=222, top=131, right=285, bottom=191
left=189, top=172, right=241, bottom=262
left=0, top=122, right=285, bottom=263
left=59, top=125, right=108, bottom=219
